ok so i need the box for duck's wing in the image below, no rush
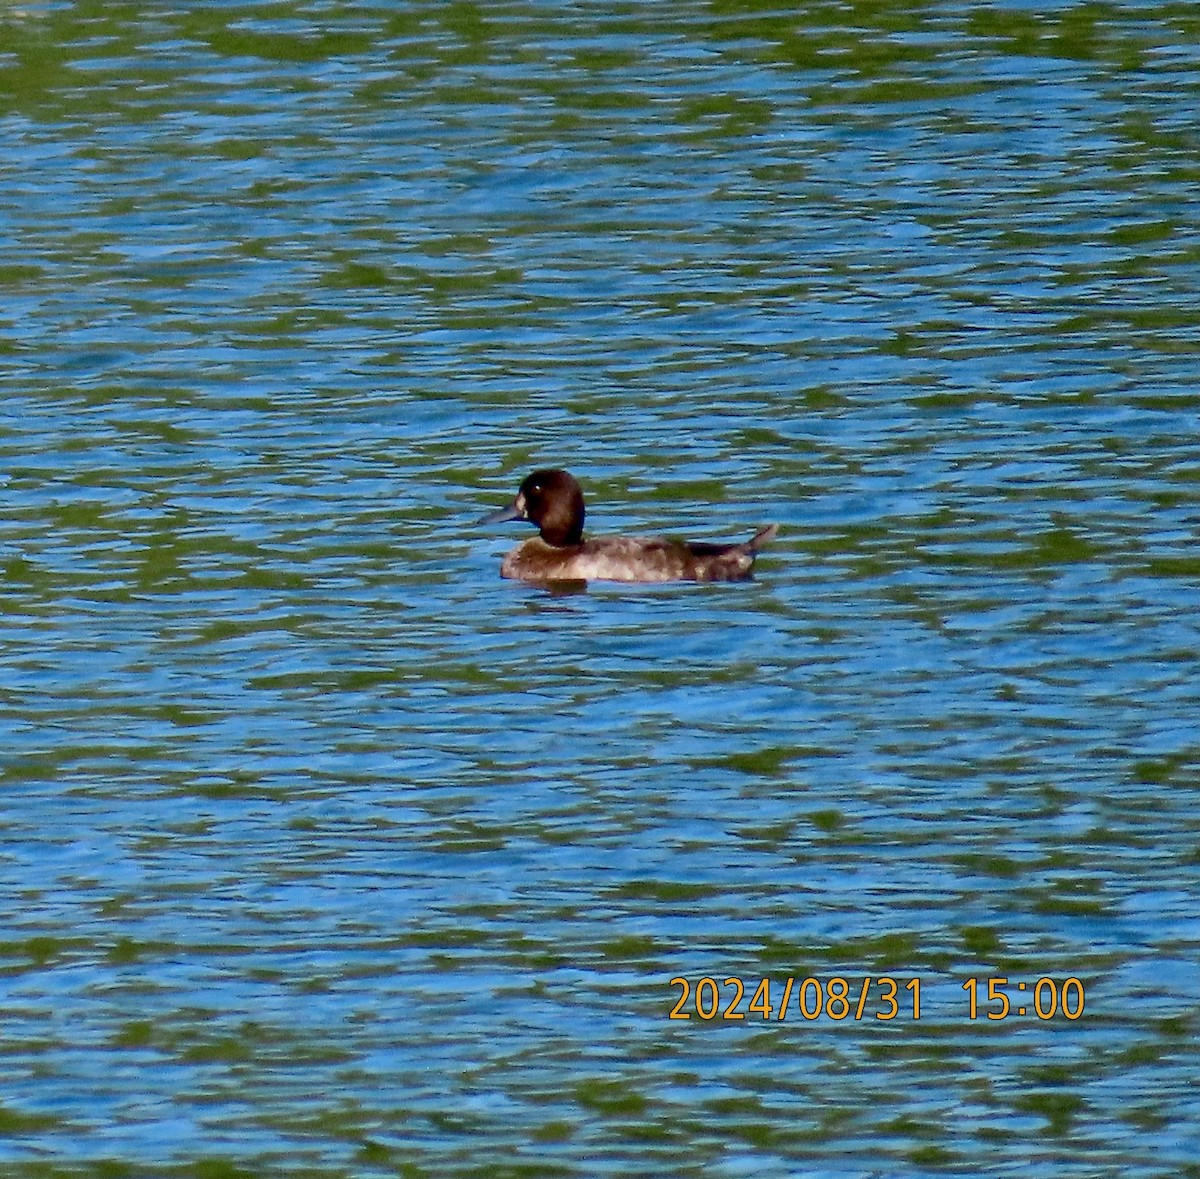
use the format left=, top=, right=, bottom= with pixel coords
left=685, top=524, right=778, bottom=558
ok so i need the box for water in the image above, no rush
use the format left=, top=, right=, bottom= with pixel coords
left=2, top=2, right=1199, bottom=1175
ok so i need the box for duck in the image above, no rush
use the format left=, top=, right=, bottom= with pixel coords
left=477, top=469, right=778, bottom=583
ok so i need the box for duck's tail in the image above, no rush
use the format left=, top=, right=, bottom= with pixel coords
left=746, top=523, right=779, bottom=553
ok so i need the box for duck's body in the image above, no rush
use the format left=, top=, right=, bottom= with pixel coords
left=498, top=529, right=777, bottom=583
left=478, top=469, right=777, bottom=584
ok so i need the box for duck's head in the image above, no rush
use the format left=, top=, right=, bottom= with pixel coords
left=479, top=468, right=585, bottom=547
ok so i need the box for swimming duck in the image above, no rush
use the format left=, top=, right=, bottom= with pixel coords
left=478, top=469, right=778, bottom=583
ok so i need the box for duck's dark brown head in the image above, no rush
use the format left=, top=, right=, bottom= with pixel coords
left=479, top=468, right=585, bottom=547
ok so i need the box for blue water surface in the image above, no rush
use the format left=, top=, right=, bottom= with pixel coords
left=1, top=2, right=1199, bottom=1175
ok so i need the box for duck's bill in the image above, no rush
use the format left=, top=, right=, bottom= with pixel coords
left=477, top=501, right=524, bottom=526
